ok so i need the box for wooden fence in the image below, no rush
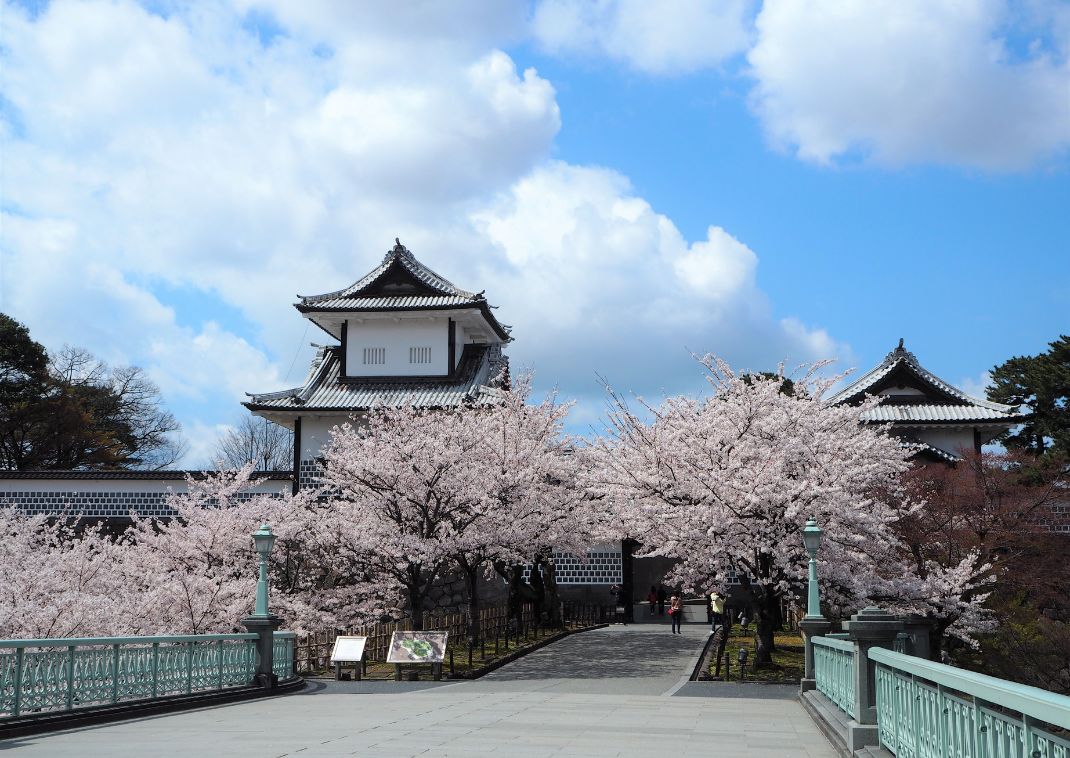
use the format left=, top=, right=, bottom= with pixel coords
left=294, top=601, right=610, bottom=674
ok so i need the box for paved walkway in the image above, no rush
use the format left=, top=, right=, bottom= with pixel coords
left=2, top=626, right=835, bottom=757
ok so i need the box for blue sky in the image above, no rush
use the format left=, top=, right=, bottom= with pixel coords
left=1, top=1, right=1068, bottom=464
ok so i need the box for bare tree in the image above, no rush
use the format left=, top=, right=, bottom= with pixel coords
left=213, top=415, right=293, bottom=471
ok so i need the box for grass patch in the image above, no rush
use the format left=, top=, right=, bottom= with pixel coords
left=707, top=627, right=804, bottom=683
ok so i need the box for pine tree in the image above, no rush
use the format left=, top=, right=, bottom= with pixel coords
left=988, top=335, right=1070, bottom=458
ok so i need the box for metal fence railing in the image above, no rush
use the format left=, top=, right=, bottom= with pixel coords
left=272, top=632, right=295, bottom=681
left=813, top=635, right=856, bottom=717
left=870, top=647, right=1070, bottom=758
left=0, top=631, right=298, bottom=720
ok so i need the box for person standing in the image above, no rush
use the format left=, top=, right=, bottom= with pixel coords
left=669, top=593, right=683, bottom=634
left=710, top=591, right=725, bottom=632
left=646, top=586, right=658, bottom=616
left=656, top=586, right=667, bottom=616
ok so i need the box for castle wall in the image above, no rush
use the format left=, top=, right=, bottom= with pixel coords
left=344, top=317, right=449, bottom=377
left=0, top=473, right=290, bottom=520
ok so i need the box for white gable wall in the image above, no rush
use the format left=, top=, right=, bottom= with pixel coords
left=912, top=427, right=976, bottom=457
left=299, top=414, right=365, bottom=461
left=345, top=317, right=449, bottom=377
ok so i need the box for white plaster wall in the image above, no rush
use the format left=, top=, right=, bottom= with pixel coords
left=299, top=413, right=369, bottom=461
left=301, top=415, right=341, bottom=461
left=345, top=318, right=449, bottom=377
left=914, top=427, right=975, bottom=457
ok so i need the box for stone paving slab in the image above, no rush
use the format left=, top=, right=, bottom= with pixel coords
left=2, top=626, right=836, bottom=757
left=674, top=682, right=801, bottom=699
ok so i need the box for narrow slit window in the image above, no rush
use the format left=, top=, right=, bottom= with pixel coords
left=409, top=346, right=431, bottom=364
left=362, top=347, right=385, bottom=365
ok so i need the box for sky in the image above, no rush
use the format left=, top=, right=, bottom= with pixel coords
left=1, top=0, right=1068, bottom=466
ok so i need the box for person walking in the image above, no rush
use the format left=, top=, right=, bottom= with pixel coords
left=656, top=586, right=667, bottom=616
left=646, top=586, right=658, bottom=616
left=669, top=593, right=683, bottom=634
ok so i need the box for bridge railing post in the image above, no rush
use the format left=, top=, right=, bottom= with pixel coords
left=840, top=605, right=903, bottom=751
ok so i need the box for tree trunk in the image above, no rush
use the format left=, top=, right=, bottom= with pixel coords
left=528, top=557, right=546, bottom=626
left=407, top=563, right=426, bottom=631
left=408, top=587, right=425, bottom=631
left=493, top=560, right=537, bottom=628
left=541, top=553, right=563, bottom=628
left=462, top=561, right=481, bottom=647
left=753, top=588, right=779, bottom=665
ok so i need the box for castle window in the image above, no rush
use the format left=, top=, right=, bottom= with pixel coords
left=362, top=347, right=386, bottom=365
left=409, top=346, right=431, bottom=364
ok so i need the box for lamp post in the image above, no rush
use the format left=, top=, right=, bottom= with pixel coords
left=243, top=523, right=282, bottom=688
left=252, top=524, right=276, bottom=617
left=802, top=518, right=823, bottom=620
left=799, top=517, right=831, bottom=693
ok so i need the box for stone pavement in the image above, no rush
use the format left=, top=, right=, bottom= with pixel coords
left=2, top=626, right=836, bottom=757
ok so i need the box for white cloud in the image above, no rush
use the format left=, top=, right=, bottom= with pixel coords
left=958, top=371, right=994, bottom=401
left=532, top=0, right=754, bottom=74
left=529, top=0, right=1070, bottom=170
left=182, top=421, right=237, bottom=470
left=747, top=0, right=1070, bottom=169
left=0, top=0, right=848, bottom=460
left=470, top=162, right=849, bottom=394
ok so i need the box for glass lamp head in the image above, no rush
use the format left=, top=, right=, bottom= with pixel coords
left=802, top=518, right=822, bottom=555
left=252, top=523, right=276, bottom=559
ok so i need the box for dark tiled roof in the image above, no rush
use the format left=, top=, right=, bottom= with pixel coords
left=0, top=470, right=293, bottom=480
left=861, top=404, right=1017, bottom=423
left=244, top=343, right=508, bottom=412
left=299, top=240, right=474, bottom=304
left=309, top=295, right=475, bottom=310
left=295, top=240, right=510, bottom=340
left=829, top=339, right=1021, bottom=425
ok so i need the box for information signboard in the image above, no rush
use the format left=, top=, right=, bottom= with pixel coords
left=386, top=631, right=448, bottom=664
left=330, top=635, right=368, bottom=664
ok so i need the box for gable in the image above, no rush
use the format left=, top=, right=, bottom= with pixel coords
left=360, top=259, right=443, bottom=297
left=868, top=365, right=961, bottom=404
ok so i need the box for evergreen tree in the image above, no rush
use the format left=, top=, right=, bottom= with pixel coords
left=988, top=335, right=1070, bottom=457
left=0, top=314, right=185, bottom=470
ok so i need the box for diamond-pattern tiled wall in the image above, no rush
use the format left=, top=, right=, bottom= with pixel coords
left=525, top=550, right=622, bottom=585
left=3, top=490, right=282, bottom=519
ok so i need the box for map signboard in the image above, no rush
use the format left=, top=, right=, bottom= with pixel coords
left=386, top=631, right=448, bottom=664
left=330, top=635, right=368, bottom=663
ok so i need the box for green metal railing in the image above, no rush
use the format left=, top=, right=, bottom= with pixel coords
left=870, top=647, right=1070, bottom=758
left=272, top=632, right=295, bottom=681
left=814, top=635, right=856, bottom=716
left=0, top=633, right=266, bottom=719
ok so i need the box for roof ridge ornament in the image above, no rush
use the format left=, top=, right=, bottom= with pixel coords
left=385, top=237, right=413, bottom=263
left=885, top=337, right=918, bottom=365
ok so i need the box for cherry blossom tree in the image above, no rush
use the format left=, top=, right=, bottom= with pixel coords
left=0, top=465, right=396, bottom=639
left=446, top=377, right=593, bottom=641
left=0, top=510, right=146, bottom=639
left=900, top=450, right=1070, bottom=665
left=587, top=356, right=989, bottom=664
left=322, top=375, right=596, bottom=643
left=125, top=464, right=395, bottom=635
